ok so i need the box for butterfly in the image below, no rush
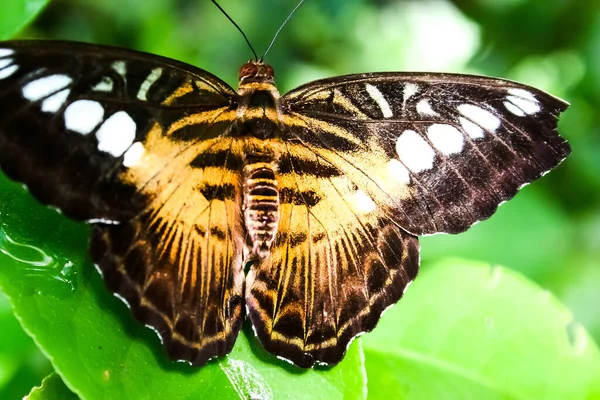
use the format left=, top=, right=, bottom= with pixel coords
left=0, top=39, right=570, bottom=368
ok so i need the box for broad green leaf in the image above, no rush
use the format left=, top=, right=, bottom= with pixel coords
left=0, top=292, right=53, bottom=400
left=363, top=259, right=600, bottom=400
left=0, top=0, right=49, bottom=39
left=0, top=173, right=367, bottom=399
left=26, top=373, right=78, bottom=400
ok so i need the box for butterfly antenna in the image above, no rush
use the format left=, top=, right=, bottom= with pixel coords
left=211, top=0, right=258, bottom=61
left=261, top=0, right=306, bottom=61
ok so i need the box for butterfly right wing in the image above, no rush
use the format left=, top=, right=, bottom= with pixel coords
left=245, top=145, right=421, bottom=367
left=245, top=71, right=571, bottom=367
left=282, top=72, right=570, bottom=235
left=0, top=40, right=245, bottom=365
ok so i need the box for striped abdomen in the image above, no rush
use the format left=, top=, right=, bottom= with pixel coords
left=243, top=159, right=279, bottom=258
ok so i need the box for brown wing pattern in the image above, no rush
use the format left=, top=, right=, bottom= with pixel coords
left=92, top=134, right=246, bottom=365
left=1, top=41, right=572, bottom=368
left=0, top=41, right=246, bottom=366
left=282, top=72, right=570, bottom=235
left=246, top=71, right=570, bottom=366
left=0, top=40, right=236, bottom=221
left=246, top=143, right=420, bottom=367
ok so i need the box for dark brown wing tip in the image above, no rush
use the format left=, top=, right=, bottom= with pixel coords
left=404, top=85, right=571, bottom=237
left=90, top=222, right=243, bottom=367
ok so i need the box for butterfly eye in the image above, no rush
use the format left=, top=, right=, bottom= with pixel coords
left=239, top=62, right=258, bottom=81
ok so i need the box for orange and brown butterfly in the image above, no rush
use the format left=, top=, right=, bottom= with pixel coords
left=0, top=6, right=569, bottom=368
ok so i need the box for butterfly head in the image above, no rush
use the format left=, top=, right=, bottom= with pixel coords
left=238, top=60, right=275, bottom=84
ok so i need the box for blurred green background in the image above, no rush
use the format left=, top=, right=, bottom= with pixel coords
left=0, top=0, right=599, bottom=398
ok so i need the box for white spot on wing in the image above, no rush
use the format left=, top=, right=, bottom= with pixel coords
left=22, top=74, right=72, bottom=102
left=387, top=159, right=411, bottom=184
left=365, top=83, right=393, bottom=118
left=86, top=218, right=120, bottom=225
left=427, top=124, right=464, bottom=155
left=137, top=67, right=163, bottom=100
left=416, top=98, right=439, bottom=116
left=504, top=88, right=541, bottom=115
left=92, top=76, right=114, bottom=92
left=396, top=130, right=435, bottom=173
left=93, top=262, right=104, bottom=278
left=41, top=89, right=70, bottom=112
left=350, top=189, right=377, bottom=214
left=403, top=83, right=419, bottom=102
left=503, top=101, right=526, bottom=117
left=506, top=96, right=540, bottom=114
left=0, top=48, right=14, bottom=57
left=113, top=292, right=131, bottom=309
left=0, top=59, right=12, bottom=69
left=0, top=64, right=18, bottom=79
left=112, top=60, right=127, bottom=76
left=144, top=324, right=165, bottom=344
left=459, top=117, right=485, bottom=139
left=64, top=100, right=105, bottom=134
left=123, top=141, right=145, bottom=167
left=96, top=111, right=136, bottom=157
left=508, top=88, right=537, bottom=103
left=458, top=104, right=501, bottom=133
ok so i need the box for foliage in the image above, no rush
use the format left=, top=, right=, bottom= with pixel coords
left=26, top=373, right=78, bottom=400
left=0, top=0, right=48, bottom=40
left=1, top=0, right=599, bottom=399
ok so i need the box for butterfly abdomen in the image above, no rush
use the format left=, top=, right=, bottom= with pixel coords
left=243, top=154, right=279, bottom=258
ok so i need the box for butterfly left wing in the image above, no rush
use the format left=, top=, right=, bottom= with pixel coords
left=0, top=40, right=234, bottom=221
left=90, top=135, right=246, bottom=366
left=0, top=41, right=245, bottom=365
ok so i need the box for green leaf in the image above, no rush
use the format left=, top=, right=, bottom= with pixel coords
left=0, top=174, right=367, bottom=399
left=0, top=292, right=53, bottom=400
left=26, top=373, right=78, bottom=400
left=363, top=259, right=600, bottom=400
left=0, top=0, right=49, bottom=40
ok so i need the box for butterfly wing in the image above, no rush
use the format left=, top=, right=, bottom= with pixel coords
left=281, top=72, right=570, bottom=235
left=246, top=72, right=570, bottom=366
left=0, top=41, right=244, bottom=365
left=246, top=146, right=420, bottom=367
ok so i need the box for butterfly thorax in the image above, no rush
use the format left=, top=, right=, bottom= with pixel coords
left=236, top=61, right=281, bottom=138
left=237, top=61, right=281, bottom=258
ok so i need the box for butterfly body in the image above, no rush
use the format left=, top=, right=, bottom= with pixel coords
left=0, top=40, right=570, bottom=368
left=242, top=152, right=280, bottom=259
